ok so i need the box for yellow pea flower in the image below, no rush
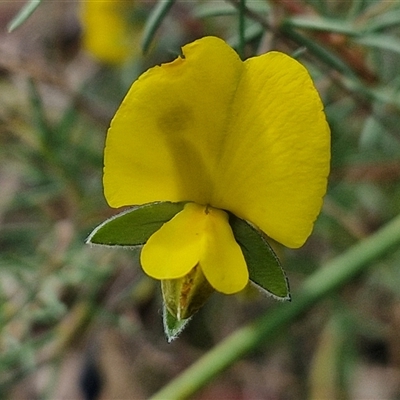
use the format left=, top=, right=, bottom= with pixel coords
left=80, top=0, right=140, bottom=65
left=104, top=36, right=330, bottom=294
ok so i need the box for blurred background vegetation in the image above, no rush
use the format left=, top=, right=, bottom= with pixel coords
left=1, top=0, right=400, bottom=398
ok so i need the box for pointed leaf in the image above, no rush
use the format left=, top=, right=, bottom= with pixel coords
left=355, top=34, right=400, bottom=55
left=141, top=0, right=176, bottom=54
left=194, top=3, right=237, bottom=18
left=229, top=214, right=290, bottom=300
left=286, top=16, right=358, bottom=36
left=163, top=304, right=191, bottom=342
left=7, top=0, right=42, bottom=32
left=364, top=9, right=400, bottom=33
left=86, top=201, right=185, bottom=247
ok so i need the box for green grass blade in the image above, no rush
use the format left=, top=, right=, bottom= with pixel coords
left=141, top=0, right=176, bottom=54
left=286, top=16, right=359, bottom=36
left=27, top=79, right=53, bottom=150
left=281, top=24, right=359, bottom=79
left=237, top=0, right=246, bottom=59
left=7, top=0, right=42, bottom=32
left=193, top=3, right=236, bottom=18
left=363, top=8, right=400, bottom=32
left=355, top=34, right=400, bottom=55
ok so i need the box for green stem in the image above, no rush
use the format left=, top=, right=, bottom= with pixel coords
left=238, top=0, right=246, bottom=59
left=150, top=213, right=400, bottom=400
left=141, top=0, right=176, bottom=54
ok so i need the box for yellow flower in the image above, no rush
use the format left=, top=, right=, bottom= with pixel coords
left=80, top=0, right=140, bottom=65
left=104, top=36, right=330, bottom=294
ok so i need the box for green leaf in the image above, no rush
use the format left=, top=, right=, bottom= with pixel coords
left=229, top=214, right=290, bottom=300
left=281, top=25, right=358, bottom=79
left=228, top=22, right=264, bottom=51
left=193, top=3, right=237, bottom=18
left=193, top=1, right=269, bottom=19
left=163, top=304, right=191, bottom=343
left=141, top=0, right=176, bottom=54
left=355, top=34, right=400, bottom=55
left=86, top=201, right=185, bottom=247
left=7, top=0, right=42, bottom=32
left=28, top=79, right=53, bottom=150
left=363, top=9, right=400, bottom=33
left=285, top=16, right=358, bottom=36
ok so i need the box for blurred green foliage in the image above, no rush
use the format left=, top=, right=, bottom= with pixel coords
left=1, top=0, right=400, bottom=398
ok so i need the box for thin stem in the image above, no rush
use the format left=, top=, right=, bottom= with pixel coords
left=141, top=0, right=176, bottom=54
left=150, top=213, right=400, bottom=400
left=238, top=0, right=246, bottom=59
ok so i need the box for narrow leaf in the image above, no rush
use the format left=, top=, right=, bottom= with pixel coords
left=237, top=0, right=246, bottom=59
left=141, top=0, right=176, bottom=54
left=363, top=9, right=400, bottom=33
left=228, top=22, right=263, bottom=51
left=355, top=34, right=400, bottom=55
left=8, top=0, right=42, bottom=32
left=163, top=305, right=191, bottom=343
left=87, top=201, right=185, bottom=247
left=194, top=3, right=237, bottom=18
left=285, top=16, right=358, bottom=36
left=194, top=1, right=268, bottom=19
left=229, top=214, right=290, bottom=300
left=281, top=25, right=358, bottom=79
left=28, top=79, right=53, bottom=149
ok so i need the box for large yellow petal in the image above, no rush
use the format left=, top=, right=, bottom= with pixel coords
left=104, top=36, right=244, bottom=207
left=211, top=52, right=330, bottom=248
left=105, top=36, right=330, bottom=248
left=140, top=203, right=204, bottom=279
left=200, top=208, right=248, bottom=294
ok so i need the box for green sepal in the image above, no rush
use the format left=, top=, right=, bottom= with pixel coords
left=229, top=214, right=290, bottom=301
left=161, top=265, right=215, bottom=321
left=86, top=201, right=186, bottom=247
left=163, top=304, right=191, bottom=343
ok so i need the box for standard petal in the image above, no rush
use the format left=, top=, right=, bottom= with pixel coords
left=200, top=208, right=248, bottom=294
left=211, top=52, right=330, bottom=248
left=140, top=203, right=205, bottom=279
left=105, top=36, right=330, bottom=248
left=104, top=36, right=244, bottom=207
